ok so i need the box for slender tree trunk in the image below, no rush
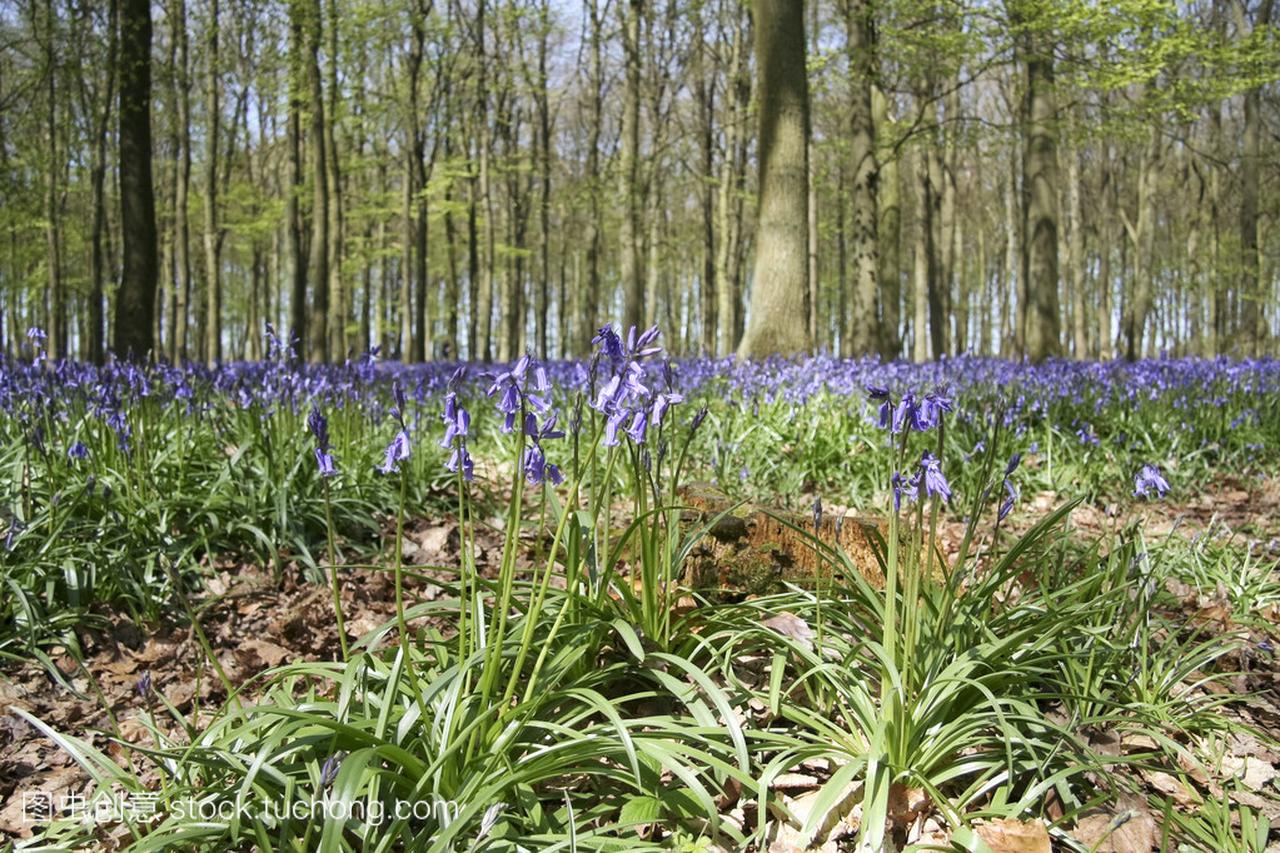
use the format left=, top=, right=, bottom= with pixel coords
left=1238, top=0, right=1272, bottom=355
left=535, top=0, right=552, bottom=357
left=620, top=0, right=644, bottom=331
left=1067, top=140, right=1087, bottom=358
left=116, top=0, right=159, bottom=359
left=41, top=0, right=64, bottom=359
left=286, top=3, right=307, bottom=352
left=738, top=0, right=810, bottom=359
left=911, top=147, right=930, bottom=362
left=875, top=87, right=900, bottom=359
left=715, top=3, right=748, bottom=356
left=580, top=0, right=604, bottom=354
left=695, top=11, right=716, bottom=354
left=844, top=0, right=879, bottom=356
left=1121, top=124, right=1159, bottom=360
left=325, top=0, right=345, bottom=359
left=203, top=0, right=221, bottom=363
left=88, top=0, right=118, bottom=364
left=402, top=13, right=423, bottom=362
left=303, top=0, right=328, bottom=362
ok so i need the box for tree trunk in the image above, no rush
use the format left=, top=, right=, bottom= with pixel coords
left=874, top=86, right=900, bottom=359
left=716, top=3, right=749, bottom=356
left=41, top=0, right=64, bottom=359
left=695, top=10, right=716, bottom=354
left=911, top=147, right=930, bottom=362
left=1121, top=124, right=1159, bottom=360
left=620, top=0, right=644, bottom=332
left=88, top=0, right=118, bottom=364
left=325, top=0, right=345, bottom=360
left=738, top=0, right=810, bottom=359
left=579, top=0, right=604, bottom=354
left=303, top=0, right=328, bottom=362
left=116, top=0, right=158, bottom=360
left=535, top=0, right=552, bottom=357
left=1238, top=0, right=1272, bottom=355
left=1020, top=17, right=1062, bottom=361
left=844, top=0, right=879, bottom=356
left=286, top=2, right=307, bottom=353
left=1064, top=138, right=1087, bottom=357
left=203, top=0, right=221, bottom=363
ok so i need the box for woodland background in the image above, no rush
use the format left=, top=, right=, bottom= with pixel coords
left=0, top=0, right=1276, bottom=364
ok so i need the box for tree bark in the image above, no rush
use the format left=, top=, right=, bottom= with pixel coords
left=203, top=0, right=221, bottom=363
left=844, top=0, right=879, bottom=356
left=41, top=0, right=64, bottom=359
left=874, top=86, right=900, bottom=359
left=1238, top=0, right=1272, bottom=355
left=738, top=0, right=810, bottom=359
left=1019, top=13, right=1062, bottom=361
left=89, top=0, right=118, bottom=364
left=286, top=2, right=307, bottom=353
left=116, top=0, right=159, bottom=360
left=302, top=0, right=328, bottom=362
left=620, top=0, right=644, bottom=332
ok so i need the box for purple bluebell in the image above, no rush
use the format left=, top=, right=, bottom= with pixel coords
left=891, top=471, right=918, bottom=512
left=379, top=430, right=411, bottom=475
left=919, top=451, right=952, bottom=501
left=320, top=753, right=343, bottom=788
left=998, top=479, right=1017, bottom=521
left=1133, top=464, right=1170, bottom=499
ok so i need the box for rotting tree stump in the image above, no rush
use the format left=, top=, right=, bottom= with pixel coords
left=678, top=482, right=888, bottom=595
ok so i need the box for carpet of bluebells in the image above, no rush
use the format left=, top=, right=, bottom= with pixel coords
left=3, top=325, right=1280, bottom=850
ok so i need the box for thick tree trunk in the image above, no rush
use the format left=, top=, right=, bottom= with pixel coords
left=116, top=0, right=158, bottom=360
left=738, top=0, right=810, bottom=359
left=1020, top=25, right=1062, bottom=361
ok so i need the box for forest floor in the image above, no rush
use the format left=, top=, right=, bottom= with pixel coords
left=2, top=475, right=1279, bottom=848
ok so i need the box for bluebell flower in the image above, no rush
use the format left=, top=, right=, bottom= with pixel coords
left=379, top=430, right=411, bottom=475
left=1134, top=464, right=1169, bottom=499
left=67, top=441, right=89, bottom=461
left=320, top=753, right=343, bottom=788
left=446, top=445, right=474, bottom=481
left=919, top=451, right=952, bottom=501
left=998, top=479, right=1017, bottom=521
left=314, top=449, right=337, bottom=478
left=1005, top=453, right=1022, bottom=476
left=891, top=471, right=918, bottom=512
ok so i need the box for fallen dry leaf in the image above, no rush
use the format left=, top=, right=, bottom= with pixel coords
left=761, top=612, right=814, bottom=651
left=1070, top=798, right=1158, bottom=853
left=975, top=817, right=1052, bottom=853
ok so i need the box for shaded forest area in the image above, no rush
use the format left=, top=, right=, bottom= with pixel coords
left=0, top=0, right=1277, bottom=364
